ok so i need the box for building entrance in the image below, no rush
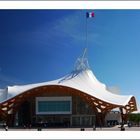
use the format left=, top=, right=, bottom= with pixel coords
left=71, top=115, right=96, bottom=127
left=35, top=115, right=70, bottom=127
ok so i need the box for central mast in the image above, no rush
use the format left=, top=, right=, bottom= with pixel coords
left=74, top=11, right=95, bottom=72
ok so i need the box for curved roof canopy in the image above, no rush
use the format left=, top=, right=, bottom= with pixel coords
left=0, top=49, right=137, bottom=115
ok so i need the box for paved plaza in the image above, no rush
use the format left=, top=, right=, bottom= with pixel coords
left=0, top=126, right=140, bottom=131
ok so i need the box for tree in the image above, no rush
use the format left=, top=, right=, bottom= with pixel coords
left=128, top=114, right=140, bottom=126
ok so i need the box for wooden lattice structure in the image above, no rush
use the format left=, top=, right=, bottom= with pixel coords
left=0, top=85, right=137, bottom=126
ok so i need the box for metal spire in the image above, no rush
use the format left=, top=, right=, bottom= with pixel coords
left=74, top=47, right=89, bottom=71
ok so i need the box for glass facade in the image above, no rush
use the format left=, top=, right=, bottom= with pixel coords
left=38, top=101, right=71, bottom=112
left=34, top=96, right=95, bottom=126
left=71, top=115, right=96, bottom=127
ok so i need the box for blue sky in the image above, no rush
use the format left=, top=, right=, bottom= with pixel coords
left=0, top=10, right=140, bottom=109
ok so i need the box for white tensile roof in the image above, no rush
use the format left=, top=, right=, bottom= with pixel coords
left=0, top=68, right=133, bottom=106
left=0, top=48, right=135, bottom=109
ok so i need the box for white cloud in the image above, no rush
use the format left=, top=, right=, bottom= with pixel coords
left=13, top=11, right=101, bottom=49
left=0, top=73, right=24, bottom=87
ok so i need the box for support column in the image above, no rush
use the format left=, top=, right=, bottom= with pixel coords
left=120, top=107, right=124, bottom=125
left=70, top=115, right=72, bottom=127
left=6, top=114, right=15, bottom=127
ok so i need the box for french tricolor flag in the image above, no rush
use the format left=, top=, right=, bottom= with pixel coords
left=86, top=12, right=95, bottom=18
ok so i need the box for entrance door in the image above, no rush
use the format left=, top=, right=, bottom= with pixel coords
left=72, top=115, right=96, bottom=127
left=81, top=116, right=91, bottom=126
left=18, top=101, right=31, bottom=126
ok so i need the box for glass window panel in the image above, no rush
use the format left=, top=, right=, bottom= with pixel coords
left=38, top=101, right=70, bottom=112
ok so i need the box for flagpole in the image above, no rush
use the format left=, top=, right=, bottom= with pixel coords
left=85, top=11, right=94, bottom=55
left=86, top=13, right=88, bottom=49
